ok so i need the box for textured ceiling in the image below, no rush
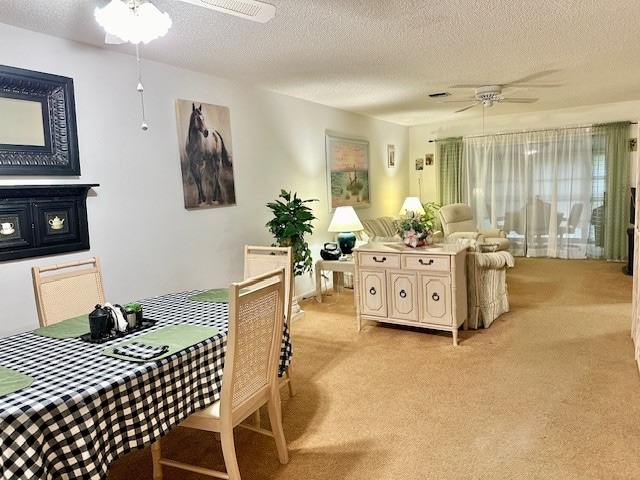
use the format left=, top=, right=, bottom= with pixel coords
left=1, top=0, right=640, bottom=126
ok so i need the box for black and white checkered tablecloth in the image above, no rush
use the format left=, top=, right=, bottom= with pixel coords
left=0, top=290, right=292, bottom=480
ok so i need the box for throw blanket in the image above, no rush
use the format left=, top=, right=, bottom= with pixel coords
left=474, top=251, right=515, bottom=269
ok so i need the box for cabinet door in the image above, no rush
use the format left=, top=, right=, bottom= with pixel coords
left=388, top=272, right=418, bottom=321
left=419, top=275, right=452, bottom=326
left=359, top=269, right=387, bottom=317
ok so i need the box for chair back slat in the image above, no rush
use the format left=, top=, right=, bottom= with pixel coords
left=243, top=246, right=293, bottom=325
left=222, top=268, right=284, bottom=415
left=32, top=257, right=105, bottom=326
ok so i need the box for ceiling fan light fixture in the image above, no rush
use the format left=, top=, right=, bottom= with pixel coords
left=94, top=0, right=172, bottom=44
left=177, top=0, right=276, bottom=23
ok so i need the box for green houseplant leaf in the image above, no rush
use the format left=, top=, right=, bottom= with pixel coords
left=266, top=190, right=318, bottom=276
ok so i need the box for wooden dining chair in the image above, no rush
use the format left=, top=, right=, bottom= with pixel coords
left=31, top=257, right=106, bottom=327
left=243, top=245, right=295, bottom=397
left=151, top=268, right=289, bottom=480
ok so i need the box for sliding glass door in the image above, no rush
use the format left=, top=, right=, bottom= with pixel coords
left=463, top=127, right=594, bottom=258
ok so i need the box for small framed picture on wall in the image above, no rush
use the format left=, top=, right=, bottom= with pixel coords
left=415, top=158, right=424, bottom=170
left=387, top=144, right=395, bottom=168
left=425, top=153, right=434, bottom=166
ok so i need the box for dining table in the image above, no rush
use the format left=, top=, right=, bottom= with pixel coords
left=0, top=289, right=292, bottom=480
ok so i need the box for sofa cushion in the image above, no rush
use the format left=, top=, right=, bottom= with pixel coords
left=359, top=216, right=401, bottom=241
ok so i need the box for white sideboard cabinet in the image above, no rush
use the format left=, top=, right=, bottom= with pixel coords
left=354, top=242, right=468, bottom=345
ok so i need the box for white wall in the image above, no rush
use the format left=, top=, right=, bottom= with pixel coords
left=409, top=102, right=640, bottom=203
left=0, top=24, right=409, bottom=336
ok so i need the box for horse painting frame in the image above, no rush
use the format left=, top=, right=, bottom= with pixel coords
left=174, top=99, right=236, bottom=209
left=325, top=134, right=370, bottom=211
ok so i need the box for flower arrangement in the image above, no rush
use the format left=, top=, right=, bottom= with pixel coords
left=397, top=213, right=432, bottom=247
left=396, top=201, right=440, bottom=248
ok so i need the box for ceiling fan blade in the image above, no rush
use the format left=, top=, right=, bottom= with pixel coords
left=499, top=97, right=538, bottom=103
left=506, top=83, right=562, bottom=88
left=448, top=84, right=481, bottom=89
left=439, top=98, right=476, bottom=104
left=454, top=102, right=481, bottom=113
left=505, top=69, right=559, bottom=86
left=501, top=87, right=527, bottom=97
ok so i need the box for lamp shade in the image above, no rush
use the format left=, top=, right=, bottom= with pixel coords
left=328, top=206, right=363, bottom=255
left=399, top=197, right=425, bottom=216
left=328, top=206, right=364, bottom=233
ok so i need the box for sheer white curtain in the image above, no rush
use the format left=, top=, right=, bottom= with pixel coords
left=463, top=127, right=593, bottom=258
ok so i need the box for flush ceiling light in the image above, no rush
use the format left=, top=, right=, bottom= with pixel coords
left=94, top=0, right=172, bottom=131
left=94, top=0, right=172, bottom=45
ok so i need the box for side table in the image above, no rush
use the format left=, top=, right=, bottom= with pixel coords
left=315, top=259, right=355, bottom=303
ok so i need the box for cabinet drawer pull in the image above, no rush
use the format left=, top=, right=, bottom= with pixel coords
left=432, top=292, right=440, bottom=302
left=369, top=287, right=377, bottom=296
left=399, top=289, right=407, bottom=298
left=372, top=256, right=386, bottom=263
left=419, top=258, right=434, bottom=266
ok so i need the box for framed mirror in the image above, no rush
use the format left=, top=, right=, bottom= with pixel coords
left=0, top=65, right=80, bottom=176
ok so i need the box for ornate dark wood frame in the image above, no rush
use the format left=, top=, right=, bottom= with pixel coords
left=0, top=65, right=80, bottom=176
left=0, top=184, right=98, bottom=261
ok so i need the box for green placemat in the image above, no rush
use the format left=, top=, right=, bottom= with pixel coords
left=0, top=365, right=34, bottom=397
left=32, top=314, right=90, bottom=339
left=188, top=288, right=230, bottom=303
left=103, top=324, right=219, bottom=363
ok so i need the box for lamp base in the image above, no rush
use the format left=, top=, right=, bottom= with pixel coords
left=336, top=231, right=356, bottom=255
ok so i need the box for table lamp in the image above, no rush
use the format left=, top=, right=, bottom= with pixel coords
left=328, top=206, right=364, bottom=255
left=399, top=197, right=425, bottom=216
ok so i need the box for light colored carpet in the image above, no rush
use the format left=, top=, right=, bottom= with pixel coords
left=108, top=258, right=640, bottom=480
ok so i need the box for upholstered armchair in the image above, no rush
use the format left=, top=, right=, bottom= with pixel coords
left=438, top=203, right=510, bottom=252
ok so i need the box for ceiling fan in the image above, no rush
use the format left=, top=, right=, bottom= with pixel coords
left=441, top=70, right=562, bottom=112
left=442, top=85, right=538, bottom=113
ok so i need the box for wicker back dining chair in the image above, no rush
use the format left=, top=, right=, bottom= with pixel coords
left=243, top=245, right=295, bottom=396
left=151, top=268, right=289, bottom=480
left=31, top=257, right=106, bottom=327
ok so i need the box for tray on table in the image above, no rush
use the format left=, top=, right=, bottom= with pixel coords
left=79, top=319, right=157, bottom=344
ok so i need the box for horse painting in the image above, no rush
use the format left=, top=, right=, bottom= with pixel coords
left=181, top=102, right=236, bottom=207
left=207, top=127, right=236, bottom=205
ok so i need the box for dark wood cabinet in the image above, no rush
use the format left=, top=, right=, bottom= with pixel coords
left=0, top=184, right=98, bottom=261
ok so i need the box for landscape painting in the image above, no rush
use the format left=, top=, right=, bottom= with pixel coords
left=175, top=99, right=236, bottom=209
left=325, top=134, right=370, bottom=210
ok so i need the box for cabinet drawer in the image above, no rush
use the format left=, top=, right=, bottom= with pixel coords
left=403, top=254, right=450, bottom=272
left=359, top=252, right=400, bottom=269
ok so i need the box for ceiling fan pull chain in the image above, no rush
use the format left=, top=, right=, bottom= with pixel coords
left=135, top=43, right=148, bottom=131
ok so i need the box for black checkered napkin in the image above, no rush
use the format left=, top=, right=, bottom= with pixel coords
left=113, top=341, right=169, bottom=360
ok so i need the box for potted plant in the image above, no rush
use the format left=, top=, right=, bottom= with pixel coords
left=422, top=201, right=441, bottom=231
left=266, top=189, right=318, bottom=276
